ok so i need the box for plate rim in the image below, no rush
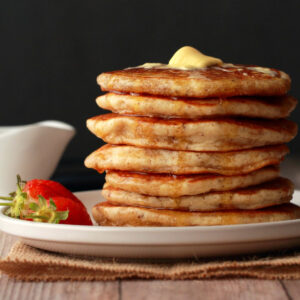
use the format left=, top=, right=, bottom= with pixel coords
left=0, top=189, right=300, bottom=246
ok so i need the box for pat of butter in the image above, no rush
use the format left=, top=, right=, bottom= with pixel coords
left=247, top=66, right=277, bottom=77
left=168, top=46, right=223, bottom=69
left=139, top=63, right=164, bottom=68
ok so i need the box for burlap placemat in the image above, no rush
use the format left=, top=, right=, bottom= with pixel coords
left=0, top=241, right=300, bottom=281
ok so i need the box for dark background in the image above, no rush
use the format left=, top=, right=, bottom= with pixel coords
left=1, top=0, right=300, bottom=190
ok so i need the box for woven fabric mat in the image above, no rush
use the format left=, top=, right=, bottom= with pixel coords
left=0, top=241, right=300, bottom=281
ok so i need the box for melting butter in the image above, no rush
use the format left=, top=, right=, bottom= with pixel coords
left=139, top=63, right=165, bottom=68
left=133, top=46, right=223, bottom=70
left=129, top=48, right=284, bottom=79
left=247, top=66, right=277, bottom=77
left=168, top=46, right=223, bottom=69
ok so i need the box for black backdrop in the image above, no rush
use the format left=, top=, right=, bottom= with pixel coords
left=1, top=0, right=300, bottom=186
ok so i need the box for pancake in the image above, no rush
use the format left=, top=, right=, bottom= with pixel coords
left=105, top=166, right=279, bottom=197
left=87, top=114, right=297, bottom=152
left=102, top=178, right=294, bottom=211
left=97, top=64, right=290, bottom=98
left=85, top=144, right=288, bottom=176
left=92, top=202, right=300, bottom=226
left=97, top=93, right=297, bottom=119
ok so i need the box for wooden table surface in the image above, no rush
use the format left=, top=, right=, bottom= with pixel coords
left=0, top=231, right=299, bottom=300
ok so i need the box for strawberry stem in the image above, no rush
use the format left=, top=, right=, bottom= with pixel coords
left=1, top=175, right=69, bottom=224
left=0, top=203, right=13, bottom=206
left=0, top=196, right=13, bottom=201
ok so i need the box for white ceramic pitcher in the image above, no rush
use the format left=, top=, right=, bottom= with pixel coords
left=0, top=121, right=75, bottom=194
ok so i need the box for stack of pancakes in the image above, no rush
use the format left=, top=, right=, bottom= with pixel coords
left=85, top=62, right=300, bottom=226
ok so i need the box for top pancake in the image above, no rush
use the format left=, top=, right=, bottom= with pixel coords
left=97, top=64, right=291, bottom=98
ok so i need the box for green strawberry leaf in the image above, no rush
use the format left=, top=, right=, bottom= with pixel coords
left=29, top=202, right=39, bottom=212
left=24, top=214, right=48, bottom=220
left=38, top=195, right=47, bottom=208
left=49, top=198, right=57, bottom=210
left=56, top=210, right=69, bottom=221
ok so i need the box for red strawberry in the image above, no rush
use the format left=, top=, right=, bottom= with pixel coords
left=23, top=179, right=81, bottom=203
left=0, top=175, right=93, bottom=225
left=47, top=196, right=92, bottom=225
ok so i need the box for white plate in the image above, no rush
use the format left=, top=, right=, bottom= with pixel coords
left=1, top=190, right=300, bottom=258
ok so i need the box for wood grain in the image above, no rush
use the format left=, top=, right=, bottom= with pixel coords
left=0, top=232, right=119, bottom=300
left=1, top=231, right=300, bottom=300
left=0, top=277, right=119, bottom=300
left=121, top=280, right=289, bottom=300
left=282, top=280, right=300, bottom=300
